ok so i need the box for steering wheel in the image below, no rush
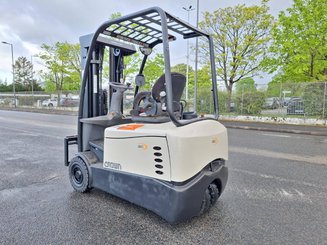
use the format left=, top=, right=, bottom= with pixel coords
left=131, top=92, right=157, bottom=116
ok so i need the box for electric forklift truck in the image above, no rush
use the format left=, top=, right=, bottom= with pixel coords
left=64, top=7, right=228, bottom=223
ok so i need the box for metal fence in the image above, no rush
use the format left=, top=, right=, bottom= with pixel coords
left=0, top=91, right=80, bottom=111
left=195, top=82, right=327, bottom=120
left=1, top=82, right=326, bottom=121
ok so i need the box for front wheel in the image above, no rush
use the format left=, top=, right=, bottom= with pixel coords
left=199, top=183, right=220, bottom=215
left=68, top=157, right=91, bottom=193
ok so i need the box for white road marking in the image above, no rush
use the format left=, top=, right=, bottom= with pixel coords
left=294, top=189, right=305, bottom=197
left=280, top=188, right=293, bottom=197
left=0, top=125, right=63, bottom=140
left=262, top=133, right=291, bottom=138
left=227, top=169, right=317, bottom=203
left=227, top=184, right=313, bottom=203
left=230, top=146, right=327, bottom=165
left=0, top=116, right=75, bottom=129
left=230, top=168, right=326, bottom=190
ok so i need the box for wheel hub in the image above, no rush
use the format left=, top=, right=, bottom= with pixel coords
left=72, top=166, right=83, bottom=185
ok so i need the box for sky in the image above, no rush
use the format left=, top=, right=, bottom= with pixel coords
left=0, top=0, right=294, bottom=85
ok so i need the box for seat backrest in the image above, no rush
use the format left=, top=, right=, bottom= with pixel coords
left=152, top=72, right=186, bottom=103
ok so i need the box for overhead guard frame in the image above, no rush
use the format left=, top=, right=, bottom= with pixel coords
left=78, top=7, right=219, bottom=145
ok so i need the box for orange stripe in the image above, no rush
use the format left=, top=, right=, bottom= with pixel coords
left=117, top=124, right=144, bottom=130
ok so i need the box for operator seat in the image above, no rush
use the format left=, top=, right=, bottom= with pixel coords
left=131, top=72, right=186, bottom=122
left=152, top=72, right=186, bottom=105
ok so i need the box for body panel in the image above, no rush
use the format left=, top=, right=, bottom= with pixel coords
left=104, top=136, right=171, bottom=181
left=104, top=120, right=228, bottom=182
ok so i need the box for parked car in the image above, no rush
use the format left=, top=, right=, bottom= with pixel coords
left=287, top=97, right=304, bottom=115
left=264, top=97, right=279, bottom=109
left=42, top=99, right=58, bottom=107
left=60, top=97, right=80, bottom=107
left=282, top=97, right=291, bottom=107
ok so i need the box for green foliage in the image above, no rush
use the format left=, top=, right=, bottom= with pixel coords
left=195, top=88, right=229, bottom=115
left=267, top=77, right=305, bottom=98
left=303, top=83, right=326, bottom=117
left=196, top=87, right=214, bottom=114
left=199, top=1, right=273, bottom=111
left=38, top=42, right=81, bottom=96
left=235, top=91, right=265, bottom=115
left=235, top=77, right=257, bottom=94
left=218, top=91, right=229, bottom=114
left=14, top=56, right=33, bottom=90
left=0, top=79, right=42, bottom=92
left=142, top=53, right=165, bottom=88
left=124, top=52, right=142, bottom=82
left=110, top=12, right=122, bottom=19
left=0, top=80, right=11, bottom=92
left=171, top=63, right=193, bottom=76
left=266, top=0, right=327, bottom=82
left=197, top=65, right=212, bottom=88
left=171, top=63, right=195, bottom=99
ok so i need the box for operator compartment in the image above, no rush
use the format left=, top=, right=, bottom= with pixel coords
left=103, top=123, right=174, bottom=181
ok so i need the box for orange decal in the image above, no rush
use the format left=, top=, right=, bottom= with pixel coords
left=117, top=124, right=144, bottom=130
left=138, top=143, right=148, bottom=150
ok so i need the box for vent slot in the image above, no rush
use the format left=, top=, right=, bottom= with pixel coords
left=155, top=164, right=163, bottom=169
left=153, top=146, right=161, bottom=150
left=155, top=170, right=163, bottom=175
left=154, top=158, right=163, bottom=163
left=154, top=152, right=162, bottom=157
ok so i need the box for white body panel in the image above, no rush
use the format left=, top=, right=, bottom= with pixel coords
left=104, top=136, right=171, bottom=181
left=104, top=120, right=228, bottom=182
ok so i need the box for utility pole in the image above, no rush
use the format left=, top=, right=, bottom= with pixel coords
left=182, top=5, right=195, bottom=101
left=1, top=41, right=16, bottom=108
left=194, top=0, right=199, bottom=112
left=31, top=56, right=34, bottom=96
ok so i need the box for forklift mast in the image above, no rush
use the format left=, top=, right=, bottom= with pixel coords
left=77, top=33, right=136, bottom=152
left=79, top=33, right=121, bottom=119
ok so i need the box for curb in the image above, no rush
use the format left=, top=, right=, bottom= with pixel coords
left=224, top=125, right=327, bottom=137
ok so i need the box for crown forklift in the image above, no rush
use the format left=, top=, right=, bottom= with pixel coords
left=64, top=7, right=228, bottom=223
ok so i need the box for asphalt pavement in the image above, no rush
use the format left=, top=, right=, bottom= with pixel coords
left=0, top=110, right=327, bottom=244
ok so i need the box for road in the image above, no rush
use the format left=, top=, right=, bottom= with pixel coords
left=0, top=110, right=327, bottom=244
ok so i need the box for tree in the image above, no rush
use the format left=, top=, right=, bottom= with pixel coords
left=199, top=1, right=273, bottom=111
left=171, top=63, right=195, bottom=97
left=13, top=56, right=33, bottom=90
left=235, top=77, right=257, bottom=95
left=266, top=0, right=327, bottom=83
left=0, top=79, right=11, bottom=92
left=64, top=43, right=81, bottom=91
left=142, top=53, right=165, bottom=88
left=123, top=52, right=142, bottom=82
left=38, top=42, right=81, bottom=103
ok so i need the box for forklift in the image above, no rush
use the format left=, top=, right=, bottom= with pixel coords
left=64, top=7, right=228, bottom=223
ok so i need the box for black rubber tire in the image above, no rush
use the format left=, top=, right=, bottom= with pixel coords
left=208, top=183, right=220, bottom=206
left=48, top=103, right=53, bottom=107
left=199, top=183, right=220, bottom=215
left=199, top=188, right=211, bottom=215
left=68, top=157, right=91, bottom=193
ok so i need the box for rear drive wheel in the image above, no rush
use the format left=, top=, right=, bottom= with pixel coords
left=69, top=157, right=91, bottom=193
left=199, top=183, right=220, bottom=215
left=48, top=103, right=53, bottom=107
